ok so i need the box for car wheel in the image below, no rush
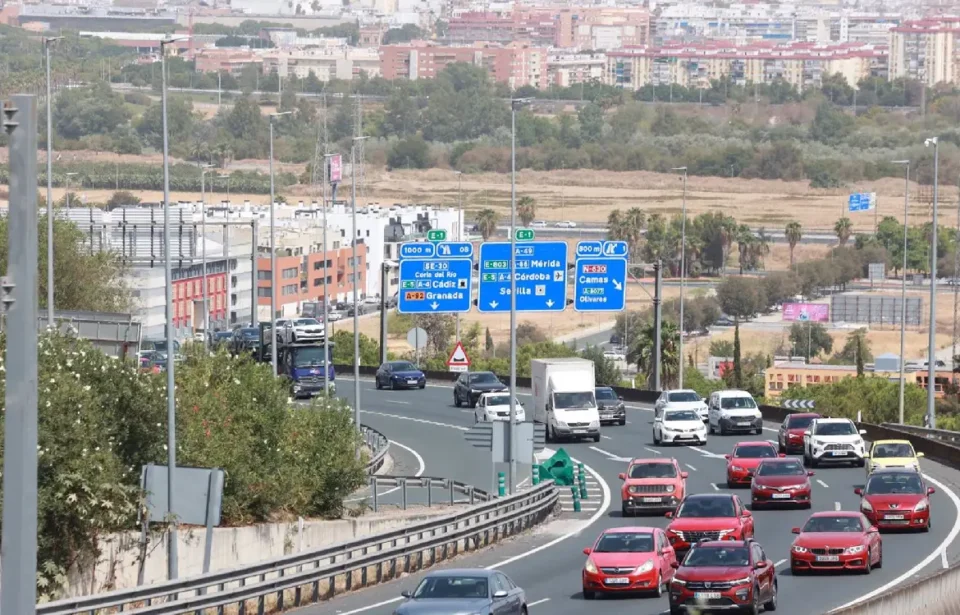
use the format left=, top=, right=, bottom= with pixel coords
left=856, top=458, right=866, bottom=468
left=764, top=581, right=778, bottom=611
left=875, top=544, right=883, bottom=568
left=670, top=605, right=683, bottom=615
left=593, top=433, right=601, bottom=443
left=454, top=391, right=461, bottom=407
left=619, top=417, right=626, bottom=426
left=654, top=429, right=661, bottom=445
left=521, top=607, right=528, bottom=615
left=746, top=585, right=761, bottom=615
left=474, top=412, right=480, bottom=423
left=708, top=421, right=715, bottom=435
left=418, top=383, right=425, bottom=389
left=653, top=571, right=663, bottom=597
left=755, top=425, right=763, bottom=435
left=719, top=422, right=727, bottom=436
left=621, top=502, right=631, bottom=517
left=922, top=518, right=931, bottom=533
left=546, top=422, right=554, bottom=443
left=583, top=590, right=595, bottom=600
left=387, top=379, right=394, bottom=390
left=778, top=441, right=785, bottom=455
left=810, top=456, right=819, bottom=468
left=864, top=548, right=873, bottom=574
left=727, top=480, right=736, bottom=489
left=375, top=377, right=382, bottom=390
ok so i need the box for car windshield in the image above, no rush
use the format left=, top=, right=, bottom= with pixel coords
left=815, top=422, right=856, bottom=436
left=873, top=443, right=915, bottom=458
left=240, top=329, right=259, bottom=339
left=683, top=546, right=750, bottom=567
left=756, top=461, right=805, bottom=476
left=677, top=497, right=735, bottom=518
left=554, top=391, right=596, bottom=410
left=787, top=416, right=816, bottom=429
left=595, top=388, right=618, bottom=401
left=594, top=532, right=654, bottom=553
left=412, top=576, right=489, bottom=599
left=802, top=516, right=863, bottom=533
left=214, top=332, right=233, bottom=340
left=628, top=463, right=678, bottom=479
left=391, top=362, right=417, bottom=371
left=665, top=410, right=700, bottom=422
left=669, top=391, right=700, bottom=402
left=865, top=474, right=925, bottom=495
left=470, top=373, right=500, bottom=384
left=485, top=394, right=512, bottom=406
left=292, top=347, right=327, bottom=368
left=734, top=445, right=777, bottom=458
left=720, top=396, right=756, bottom=409
left=295, top=318, right=320, bottom=326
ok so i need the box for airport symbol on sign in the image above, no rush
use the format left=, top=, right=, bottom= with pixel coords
left=447, top=341, right=471, bottom=373
left=397, top=241, right=473, bottom=314
left=574, top=241, right=628, bottom=312
left=477, top=241, right=568, bottom=312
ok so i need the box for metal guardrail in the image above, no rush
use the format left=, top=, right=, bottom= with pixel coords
left=38, top=480, right=558, bottom=615
left=368, top=475, right=491, bottom=512
left=880, top=423, right=960, bottom=447
left=360, top=424, right=389, bottom=475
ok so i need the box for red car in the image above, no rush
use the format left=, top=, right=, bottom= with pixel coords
left=582, top=527, right=677, bottom=600
left=668, top=539, right=777, bottom=615
left=790, top=511, right=882, bottom=574
left=619, top=458, right=688, bottom=516
left=855, top=468, right=935, bottom=531
left=777, top=412, right=820, bottom=454
left=665, top=493, right=755, bottom=556
left=751, top=458, right=814, bottom=509
left=725, top=441, right=783, bottom=488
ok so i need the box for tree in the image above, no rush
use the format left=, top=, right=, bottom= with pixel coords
left=732, top=322, right=743, bottom=388
left=54, top=81, right=131, bottom=140
left=834, top=217, right=853, bottom=247
left=381, top=88, right=420, bottom=138
left=387, top=134, right=431, bottom=169
left=580, top=346, right=622, bottom=386
left=833, top=328, right=873, bottom=365
left=710, top=339, right=735, bottom=357
left=628, top=320, right=680, bottom=389
left=476, top=208, right=500, bottom=240
left=382, top=23, right=423, bottom=44
left=761, top=271, right=800, bottom=308
left=517, top=196, right=536, bottom=226
left=105, top=191, right=141, bottom=210
left=789, top=322, right=833, bottom=359
left=577, top=102, right=604, bottom=142
left=810, top=101, right=855, bottom=145
left=485, top=327, right=494, bottom=353
left=416, top=314, right=456, bottom=355
left=785, top=221, right=803, bottom=268
left=715, top=276, right=765, bottom=322
left=137, top=96, right=195, bottom=150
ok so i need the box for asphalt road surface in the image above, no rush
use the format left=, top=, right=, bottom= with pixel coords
left=294, top=377, right=960, bottom=615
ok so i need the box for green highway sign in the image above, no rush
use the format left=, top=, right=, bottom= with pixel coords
left=515, top=228, right=535, bottom=241
left=427, top=229, right=447, bottom=242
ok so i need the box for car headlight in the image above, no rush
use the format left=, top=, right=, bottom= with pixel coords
left=721, top=412, right=732, bottom=420
left=792, top=545, right=808, bottom=553
left=784, top=484, right=807, bottom=491
left=672, top=578, right=687, bottom=586
left=731, top=465, right=745, bottom=472
left=665, top=485, right=675, bottom=493
left=915, top=499, right=929, bottom=512
left=718, top=529, right=737, bottom=537
left=584, top=558, right=598, bottom=574
left=861, top=499, right=873, bottom=511
left=731, top=576, right=752, bottom=585
left=844, top=545, right=865, bottom=555
left=557, top=420, right=568, bottom=428
left=635, top=560, right=655, bottom=574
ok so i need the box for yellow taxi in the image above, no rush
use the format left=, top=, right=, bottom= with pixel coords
left=865, top=439, right=924, bottom=475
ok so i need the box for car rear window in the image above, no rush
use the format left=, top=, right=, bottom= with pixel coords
left=734, top=445, right=777, bottom=458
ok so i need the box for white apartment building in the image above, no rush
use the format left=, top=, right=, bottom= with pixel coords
left=547, top=51, right=606, bottom=87
left=262, top=47, right=382, bottom=81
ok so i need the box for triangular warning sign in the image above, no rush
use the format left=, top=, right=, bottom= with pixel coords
left=447, top=341, right=471, bottom=367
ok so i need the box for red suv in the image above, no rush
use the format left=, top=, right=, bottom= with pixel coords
left=669, top=539, right=777, bottom=615
left=619, top=458, right=688, bottom=516
left=777, top=413, right=820, bottom=454
left=665, top=494, right=755, bottom=556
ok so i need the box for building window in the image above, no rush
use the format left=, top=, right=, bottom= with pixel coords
left=257, top=270, right=272, bottom=280
left=282, top=284, right=298, bottom=296
left=313, top=278, right=323, bottom=287
left=282, top=267, right=298, bottom=279
left=258, top=287, right=272, bottom=297
left=313, top=261, right=324, bottom=271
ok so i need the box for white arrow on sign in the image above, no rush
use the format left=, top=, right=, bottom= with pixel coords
left=430, top=302, right=439, bottom=310
left=613, top=279, right=622, bottom=291
left=489, top=301, right=499, bottom=309
left=589, top=446, right=633, bottom=462
left=546, top=299, right=554, bottom=308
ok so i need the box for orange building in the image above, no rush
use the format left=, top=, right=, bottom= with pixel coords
left=764, top=361, right=952, bottom=399
left=256, top=245, right=367, bottom=317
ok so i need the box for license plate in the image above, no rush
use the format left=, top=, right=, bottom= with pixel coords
left=885, top=514, right=905, bottom=520
left=606, top=577, right=630, bottom=584
left=816, top=556, right=840, bottom=562
left=772, top=493, right=791, bottom=499
left=695, top=592, right=722, bottom=600
left=573, top=429, right=586, bottom=433
left=642, top=497, right=662, bottom=503
left=738, top=421, right=752, bottom=426
left=407, top=379, right=418, bottom=384
left=830, top=451, right=848, bottom=456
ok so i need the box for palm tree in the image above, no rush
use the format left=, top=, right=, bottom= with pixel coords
left=750, top=227, right=772, bottom=270
left=476, top=208, right=500, bottom=241
left=607, top=210, right=626, bottom=240
left=785, top=221, right=803, bottom=268
left=719, top=215, right=739, bottom=269
left=625, top=207, right=646, bottom=259
left=627, top=320, right=680, bottom=389
left=737, top=224, right=755, bottom=274
left=517, top=196, right=536, bottom=227
left=834, top=217, right=853, bottom=247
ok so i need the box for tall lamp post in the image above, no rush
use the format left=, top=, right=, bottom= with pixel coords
left=268, top=111, right=291, bottom=376
left=352, top=135, right=369, bottom=454
left=925, top=137, right=939, bottom=429
left=671, top=166, right=688, bottom=388
left=43, top=36, right=62, bottom=323
left=453, top=170, right=463, bottom=341
left=199, top=163, right=213, bottom=349
left=322, top=153, right=339, bottom=396
left=508, top=97, right=531, bottom=495
left=64, top=172, right=77, bottom=209
left=892, top=160, right=910, bottom=425
left=160, top=35, right=187, bottom=581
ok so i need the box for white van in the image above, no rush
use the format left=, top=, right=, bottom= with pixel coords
left=532, top=358, right=601, bottom=442
left=707, top=390, right=763, bottom=435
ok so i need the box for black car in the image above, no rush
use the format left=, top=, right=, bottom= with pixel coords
left=210, top=330, right=233, bottom=349
left=230, top=327, right=261, bottom=355
left=375, top=361, right=426, bottom=390
left=454, top=371, right=507, bottom=408
left=595, top=386, right=626, bottom=426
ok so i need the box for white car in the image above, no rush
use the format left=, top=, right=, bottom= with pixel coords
left=707, top=390, right=763, bottom=435
left=474, top=392, right=525, bottom=423
left=653, top=408, right=707, bottom=446
left=654, top=389, right=709, bottom=422
left=283, top=317, right=325, bottom=343
left=327, top=311, right=344, bottom=322
left=554, top=220, right=577, bottom=228
left=532, top=221, right=547, bottom=228
left=803, top=418, right=867, bottom=468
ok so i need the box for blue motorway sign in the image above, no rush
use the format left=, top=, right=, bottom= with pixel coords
left=574, top=240, right=628, bottom=313
left=477, top=241, right=567, bottom=312
left=397, top=241, right=473, bottom=314
left=848, top=192, right=876, bottom=213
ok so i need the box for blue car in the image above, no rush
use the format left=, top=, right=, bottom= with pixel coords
left=375, top=361, right=426, bottom=390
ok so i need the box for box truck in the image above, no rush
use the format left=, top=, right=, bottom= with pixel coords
left=532, top=358, right=601, bottom=442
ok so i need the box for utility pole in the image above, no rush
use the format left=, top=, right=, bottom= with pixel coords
left=199, top=164, right=213, bottom=348
left=268, top=111, right=291, bottom=376
left=652, top=259, right=663, bottom=391
left=454, top=170, right=463, bottom=342
left=43, top=37, right=62, bottom=324
left=671, top=166, right=688, bottom=388
left=380, top=261, right=389, bottom=365
left=352, top=136, right=369, bottom=457
left=925, top=137, right=939, bottom=429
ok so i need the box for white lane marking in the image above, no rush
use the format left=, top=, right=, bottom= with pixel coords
left=711, top=483, right=720, bottom=491
left=817, top=479, right=829, bottom=488
left=644, top=447, right=662, bottom=455
left=343, top=439, right=425, bottom=503
left=626, top=421, right=632, bottom=425
left=386, top=400, right=411, bottom=405
left=775, top=559, right=787, bottom=568
left=943, top=546, right=949, bottom=569
left=601, top=435, right=613, bottom=440
left=517, top=477, right=531, bottom=489
left=763, top=427, right=778, bottom=433
left=686, top=464, right=698, bottom=472
left=360, top=410, right=468, bottom=431
left=828, top=472, right=960, bottom=612
left=589, top=446, right=632, bottom=462
left=835, top=502, right=841, bottom=511
left=529, top=598, right=551, bottom=607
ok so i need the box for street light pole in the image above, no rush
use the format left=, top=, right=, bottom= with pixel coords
left=454, top=170, right=463, bottom=342
left=892, top=160, right=910, bottom=425
left=64, top=172, right=77, bottom=210
left=508, top=98, right=529, bottom=495
left=352, top=137, right=369, bottom=456
left=268, top=111, right=291, bottom=377
left=323, top=153, right=338, bottom=397
left=925, top=137, right=939, bottom=428
left=44, top=36, right=62, bottom=324
left=671, top=166, right=688, bottom=388
left=200, top=164, right=213, bottom=349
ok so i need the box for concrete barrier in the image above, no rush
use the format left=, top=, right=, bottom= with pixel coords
left=829, top=560, right=960, bottom=614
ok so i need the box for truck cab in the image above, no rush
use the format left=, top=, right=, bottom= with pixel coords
left=256, top=323, right=335, bottom=397
left=532, top=358, right=601, bottom=442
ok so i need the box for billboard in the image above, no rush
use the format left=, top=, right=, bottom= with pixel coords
left=328, top=154, right=342, bottom=184
left=782, top=303, right=829, bottom=322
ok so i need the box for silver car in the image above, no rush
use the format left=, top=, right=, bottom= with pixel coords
left=394, top=569, right=527, bottom=615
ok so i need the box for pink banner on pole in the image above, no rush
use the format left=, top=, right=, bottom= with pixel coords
left=782, top=303, right=829, bottom=322
left=328, top=154, right=342, bottom=184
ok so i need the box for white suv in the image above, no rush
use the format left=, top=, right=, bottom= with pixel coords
left=803, top=418, right=867, bottom=468
left=283, top=317, right=325, bottom=343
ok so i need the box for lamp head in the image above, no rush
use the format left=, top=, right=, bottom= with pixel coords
left=925, top=137, right=938, bottom=147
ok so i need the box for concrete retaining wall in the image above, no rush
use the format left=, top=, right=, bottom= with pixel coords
left=831, top=561, right=960, bottom=614
left=66, top=506, right=466, bottom=597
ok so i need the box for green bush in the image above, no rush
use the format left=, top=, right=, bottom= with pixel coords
left=778, top=376, right=927, bottom=425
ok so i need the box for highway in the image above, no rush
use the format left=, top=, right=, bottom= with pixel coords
left=296, top=378, right=960, bottom=615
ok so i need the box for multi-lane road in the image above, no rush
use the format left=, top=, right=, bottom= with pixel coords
left=295, top=378, right=960, bottom=615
